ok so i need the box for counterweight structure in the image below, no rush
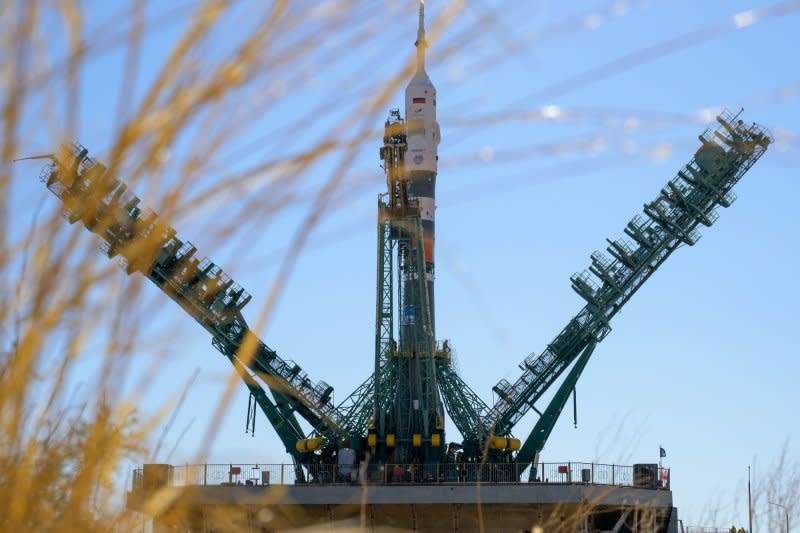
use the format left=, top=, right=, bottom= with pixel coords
left=27, top=5, right=772, bottom=480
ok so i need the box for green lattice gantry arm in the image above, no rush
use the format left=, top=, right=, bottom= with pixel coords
left=31, top=143, right=366, bottom=468
left=480, top=109, right=771, bottom=465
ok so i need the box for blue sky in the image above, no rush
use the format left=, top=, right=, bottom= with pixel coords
left=7, top=0, right=800, bottom=527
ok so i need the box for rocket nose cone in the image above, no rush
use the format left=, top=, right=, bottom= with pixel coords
left=407, top=68, right=434, bottom=88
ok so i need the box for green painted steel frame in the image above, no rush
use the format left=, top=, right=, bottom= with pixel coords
left=515, top=339, right=597, bottom=469
left=485, top=111, right=771, bottom=460
left=34, top=144, right=359, bottom=469
left=374, top=217, right=395, bottom=436
left=435, top=358, right=491, bottom=444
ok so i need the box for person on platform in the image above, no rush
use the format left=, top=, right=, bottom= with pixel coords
left=392, top=464, right=405, bottom=483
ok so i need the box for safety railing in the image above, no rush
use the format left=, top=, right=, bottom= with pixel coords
left=131, top=462, right=670, bottom=491
left=685, top=528, right=748, bottom=533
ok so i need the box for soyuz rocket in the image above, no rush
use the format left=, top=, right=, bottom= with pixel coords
left=405, top=0, right=440, bottom=334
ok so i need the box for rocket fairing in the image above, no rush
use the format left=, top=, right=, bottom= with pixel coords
left=405, top=0, right=440, bottom=334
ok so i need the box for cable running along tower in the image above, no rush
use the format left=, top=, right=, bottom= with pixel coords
left=27, top=2, right=771, bottom=481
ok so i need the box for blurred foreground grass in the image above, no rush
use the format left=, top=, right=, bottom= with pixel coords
left=0, top=1, right=797, bottom=532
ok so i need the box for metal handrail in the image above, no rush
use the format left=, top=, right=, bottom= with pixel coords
left=131, top=461, right=670, bottom=491
left=685, top=528, right=746, bottom=533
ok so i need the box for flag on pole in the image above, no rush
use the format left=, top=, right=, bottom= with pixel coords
left=659, top=446, right=667, bottom=458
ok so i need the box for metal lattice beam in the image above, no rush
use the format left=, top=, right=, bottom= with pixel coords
left=435, top=358, right=491, bottom=440
left=35, top=144, right=354, bottom=451
left=486, top=110, right=772, bottom=438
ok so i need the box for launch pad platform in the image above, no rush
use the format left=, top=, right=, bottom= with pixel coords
left=128, top=462, right=679, bottom=532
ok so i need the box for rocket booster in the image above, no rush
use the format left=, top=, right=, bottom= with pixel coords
left=405, top=0, right=440, bottom=334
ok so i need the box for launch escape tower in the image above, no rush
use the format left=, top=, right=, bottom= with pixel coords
left=25, top=3, right=772, bottom=482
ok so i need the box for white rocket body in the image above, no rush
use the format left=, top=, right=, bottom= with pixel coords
left=405, top=72, right=440, bottom=176
left=405, top=69, right=439, bottom=224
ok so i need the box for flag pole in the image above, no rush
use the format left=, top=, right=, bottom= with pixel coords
left=748, top=465, right=753, bottom=533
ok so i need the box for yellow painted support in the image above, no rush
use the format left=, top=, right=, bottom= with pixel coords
left=295, top=437, right=323, bottom=453
left=488, top=436, right=508, bottom=450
